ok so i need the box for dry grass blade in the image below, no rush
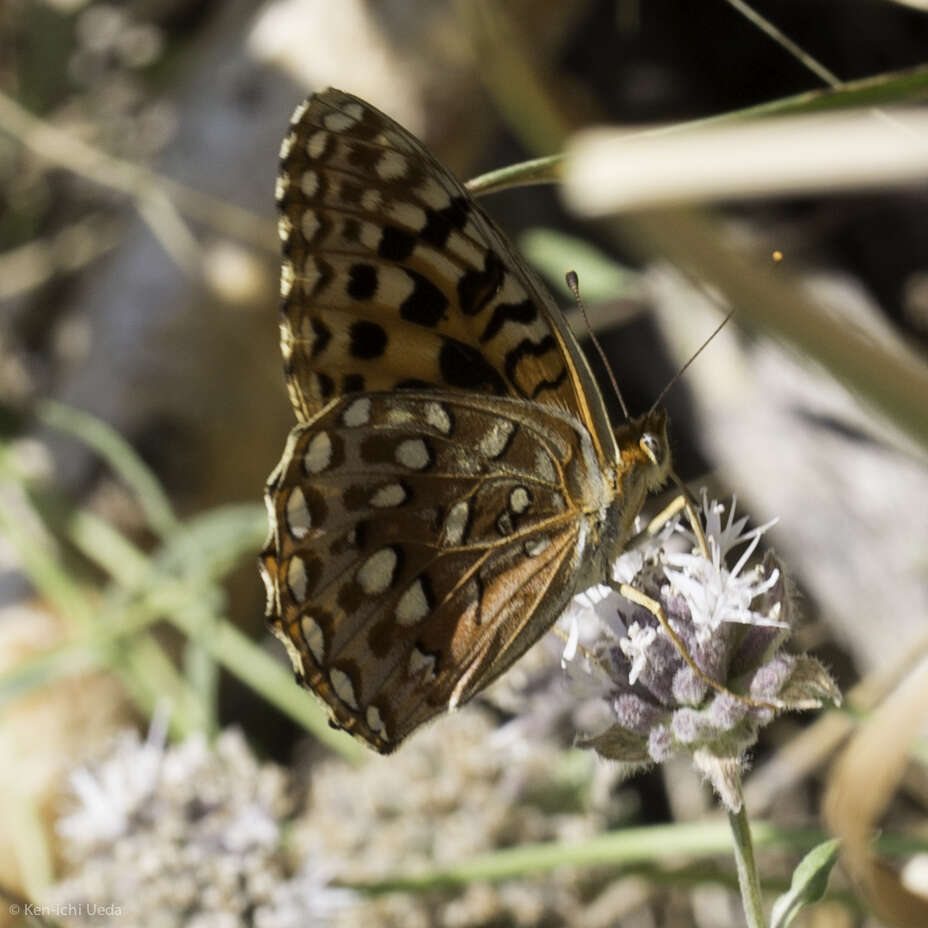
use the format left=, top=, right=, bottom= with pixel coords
left=607, top=209, right=928, bottom=455
left=565, top=109, right=928, bottom=214
left=824, top=655, right=928, bottom=927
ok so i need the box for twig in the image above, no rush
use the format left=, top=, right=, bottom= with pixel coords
left=0, top=90, right=275, bottom=267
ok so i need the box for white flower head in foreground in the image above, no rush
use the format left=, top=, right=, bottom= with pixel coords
left=562, top=493, right=841, bottom=811
left=49, top=722, right=355, bottom=927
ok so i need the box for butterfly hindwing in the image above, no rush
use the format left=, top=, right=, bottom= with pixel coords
left=261, top=391, right=600, bottom=751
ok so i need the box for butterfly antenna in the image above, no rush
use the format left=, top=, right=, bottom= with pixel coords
left=566, top=270, right=630, bottom=421
left=647, top=307, right=736, bottom=416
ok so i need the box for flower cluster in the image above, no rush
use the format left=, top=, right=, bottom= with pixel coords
left=292, top=707, right=630, bottom=927
left=47, top=706, right=636, bottom=927
left=48, top=716, right=354, bottom=927
left=562, top=494, right=840, bottom=811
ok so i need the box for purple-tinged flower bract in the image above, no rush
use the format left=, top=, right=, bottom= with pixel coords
left=562, top=494, right=841, bottom=811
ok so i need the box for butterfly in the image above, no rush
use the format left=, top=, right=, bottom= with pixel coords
left=260, top=88, right=672, bottom=753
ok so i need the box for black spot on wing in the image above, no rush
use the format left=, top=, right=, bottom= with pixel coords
left=343, top=484, right=368, bottom=510
left=341, top=373, right=365, bottom=393
left=480, top=299, right=537, bottom=343
left=341, top=217, right=361, bottom=244
left=438, top=338, right=507, bottom=393
left=415, top=574, right=436, bottom=613
left=337, top=581, right=364, bottom=614
left=368, top=618, right=394, bottom=659
left=345, top=140, right=381, bottom=170
left=473, top=574, right=485, bottom=626
left=420, top=196, right=470, bottom=248
left=309, top=317, right=331, bottom=356
left=396, top=379, right=437, bottom=390
left=349, top=320, right=388, bottom=359
left=378, top=225, right=417, bottom=262
left=458, top=251, right=505, bottom=316
left=347, top=263, right=378, bottom=300
left=316, top=371, right=335, bottom=399
left=344, top=109, right=381, bottom=140
left=399, top=269, right=448, bottom=327
left=353, top=521, right=367, bottom=549
left=339, top=179, right=364, bottom=206
left=302, top=488, right=328, bottom=526
left=297, top=557, right=325, bottom=600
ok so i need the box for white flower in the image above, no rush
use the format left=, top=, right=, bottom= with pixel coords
left=562, top=492, right=840, bottom=812
left=663, top=496, right=784, bottom=644
left=254, top=863, right=357, bottom=928
left=223, top=804, right=280, bottom=852
left=619, top=622, right=657, bottom=684
left=57, top=705, right=169, bottom=846
left=49, top=715, right=358, bottom=927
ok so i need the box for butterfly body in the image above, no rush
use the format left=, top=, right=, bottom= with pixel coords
left=261, top=89, right=671, bottom=752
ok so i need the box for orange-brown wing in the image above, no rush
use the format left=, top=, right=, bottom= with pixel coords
left=260, top=391, right=604, bottom=752
left=275, top=88, right=617, bottom=465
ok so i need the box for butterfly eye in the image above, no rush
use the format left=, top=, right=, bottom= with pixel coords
left=640, top=432, right=663, bottom=466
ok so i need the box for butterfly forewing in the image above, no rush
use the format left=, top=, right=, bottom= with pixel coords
left=264, top=88, right=672, bottom=752
left=276, top=89, right=616, bottom=463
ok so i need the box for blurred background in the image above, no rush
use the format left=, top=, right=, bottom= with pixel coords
left=1, top=1, right=927, bottom=925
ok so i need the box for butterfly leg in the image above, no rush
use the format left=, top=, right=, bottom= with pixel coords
left=643, top=493, right=686, bottom=535
left=626, top=484, right=710, bottom=559
left=623, top=496, right=682, bottom=552
left=668, top=475, right=711, bottom=559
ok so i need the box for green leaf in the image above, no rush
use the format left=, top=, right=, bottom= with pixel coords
left=518, top=228, right=640, bottom=304
left=770, top=838, right=841, bottom=928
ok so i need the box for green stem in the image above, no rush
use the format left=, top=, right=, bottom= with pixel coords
left=728, top=781, right=767, bottom=928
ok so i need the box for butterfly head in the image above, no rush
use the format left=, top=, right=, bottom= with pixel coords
left=615, top=408, right=672, bottom=491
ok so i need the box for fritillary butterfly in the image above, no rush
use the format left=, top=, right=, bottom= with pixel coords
left=260, top=89, right=672, bottom=753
